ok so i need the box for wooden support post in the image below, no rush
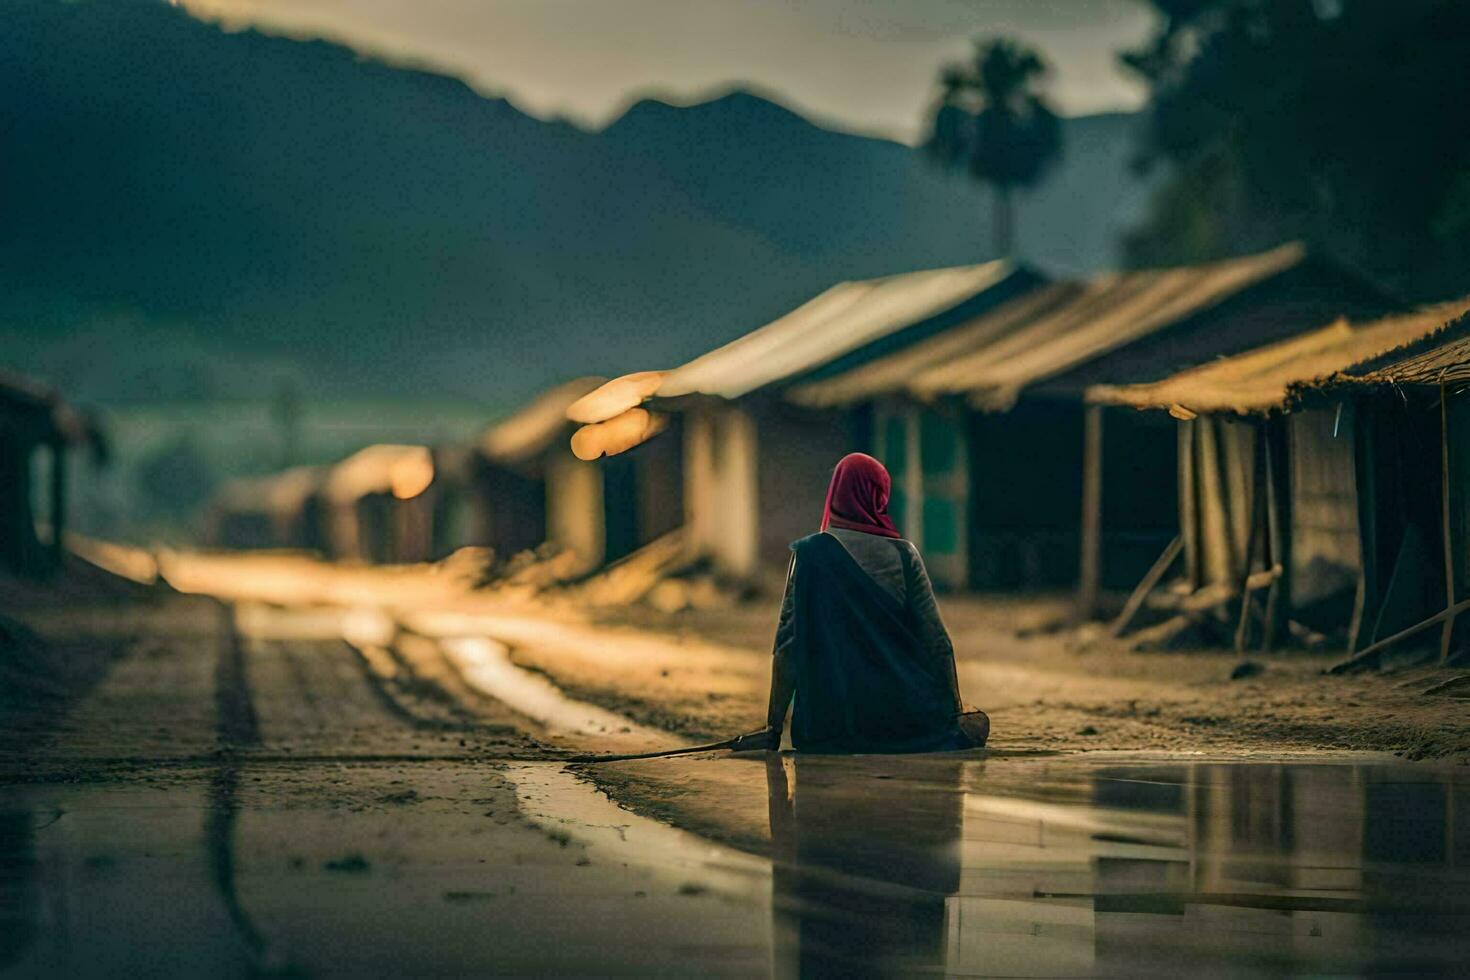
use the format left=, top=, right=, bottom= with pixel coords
left=1262, top=416, right=1292, bottom=652
left=1440, top=384, right=1456, bottom=664
left=1078, top=404, right=1104, bottom=619
left=48, top=439, right=67, bottom=567
left=1109, top=535, right=1183, bottom=638
left=1234, top=424, right=1267, bottom=654
left=1329, top=594, right=1470, bottom=674
left=1179, top=421, right=1199, bottom=588
left=1348, top=400, right=1376, bottom=655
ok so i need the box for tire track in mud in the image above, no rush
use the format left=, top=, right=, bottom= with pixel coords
left=206, top=602, right=284, bottom=976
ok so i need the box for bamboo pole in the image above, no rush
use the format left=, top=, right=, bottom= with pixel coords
left=1078, top=404, right=1104, bottom=618
left=1262, top=416, right=1292, bottom=652
left=1108, top=535, right=1183, bottom=638
left=1234, top=424, right=1267, bottom=653
left=1328, top=594, right=1470, bottom=674
left=1440, top=383, right=1456, bottom=664
left=48, top=439, right=66, bottom=568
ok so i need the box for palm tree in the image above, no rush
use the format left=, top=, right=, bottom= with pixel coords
left=924, top=38, right=1063, bottom=258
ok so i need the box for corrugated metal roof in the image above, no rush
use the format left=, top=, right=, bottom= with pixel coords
left=658, top=260, right=1021, bottom=401
left=1087, top=299, right=1470, bottom=416
left=787, top=242, right=1310, bottom=411
left=479, top=377, right=605, bottom=466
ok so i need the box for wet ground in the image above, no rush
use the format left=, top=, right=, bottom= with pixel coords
left=3, top=578, right=1469, bottom=976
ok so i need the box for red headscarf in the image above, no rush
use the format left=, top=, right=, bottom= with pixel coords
left=820, top=452, right=902, bottom=539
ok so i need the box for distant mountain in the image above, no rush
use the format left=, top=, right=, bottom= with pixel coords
left=0, top=0, right=1154, bottom=405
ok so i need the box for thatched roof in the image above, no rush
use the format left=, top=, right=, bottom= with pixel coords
left=1087, top=299, right=1470, bottom=417
left=479, top=377, right=604, bottom=467
left=659, top=260, right=1031, bottom=401
left=325, top=444, right=435, bottom=503
left=790, top=243, right=1313, bottom=411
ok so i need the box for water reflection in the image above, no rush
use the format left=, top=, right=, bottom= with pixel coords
left=765, top=758, right=1470, bottom=977
left=766, top=755, right=963, bottom=976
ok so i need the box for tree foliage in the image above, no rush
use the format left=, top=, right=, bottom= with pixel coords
left=1121, top=0, right=1470, bottom=298
left=924, top=38, right=1064, bottom=257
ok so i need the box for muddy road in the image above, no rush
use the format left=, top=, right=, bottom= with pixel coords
left=2, top=578, right=1469, bottom=976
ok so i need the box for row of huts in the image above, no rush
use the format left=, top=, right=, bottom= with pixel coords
left=0, top=371, right=106, bottom=578
left=211, top=240, right=1470, bottom=660
left=565, top=241, right=1470, bottom=661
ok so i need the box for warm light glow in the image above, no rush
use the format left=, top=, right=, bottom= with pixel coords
left=565, top=370, right=667, bottom=424
left=570, top=407, right=666, bottom=460
left=390, top=450, right=435, bottom=499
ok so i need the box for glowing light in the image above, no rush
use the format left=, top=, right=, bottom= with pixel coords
left=389, top=450, right=435, bottom=499
left=565, top=371, right=666, bottom=424
left=570, top=407, right=666, bottom=460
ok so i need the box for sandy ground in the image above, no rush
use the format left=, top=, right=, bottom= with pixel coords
left=541, top=593, right=1470, bottom=763
left=3, top=554, right=1469, bottom=975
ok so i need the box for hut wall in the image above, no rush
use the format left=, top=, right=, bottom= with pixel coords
left=632, top=415, right=684, bottom=546
left=1181, top=416, right=1258, bottom=590
left=756, top=402, right=855, bottom=572
left=1286, top=406, right=1361, bottom=623
left=278, top=494, right=328, bottom=553
left=0, top=432, right=47, bottom=574
left=473, top=464, right=547, bottom=562
left=685, top=406, right=758, bottom=578
left=391, top=491, right=435, bottom=563
left=352, top=494, right=394, bottom=563
left=326, top=501, right=364, bottom=561
left=1447, top=392, right=1470, bottom=655
left=546, top=451, right=605, bottom=572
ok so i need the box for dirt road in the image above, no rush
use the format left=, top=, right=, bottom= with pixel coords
left=2, top=557, right=1468, bottom=975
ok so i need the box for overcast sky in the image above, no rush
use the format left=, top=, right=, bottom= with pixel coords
left=178, top=0, right=1157, bottom=143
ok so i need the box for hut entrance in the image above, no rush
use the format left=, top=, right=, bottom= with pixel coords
left=1099, top=406, right=1180, bottom=591
left=1353, top=390, right=1448, bottom=655
left=873, top=401, right=969, bottom=589
left=967, top=400, right=1083, bottom=590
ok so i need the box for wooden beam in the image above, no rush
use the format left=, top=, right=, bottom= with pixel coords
left=1109, top=535, right=1183, bottom=638
left=1078, top=403, right=1104, bottom=619
left=1328, top=594, right=1470, bottom=674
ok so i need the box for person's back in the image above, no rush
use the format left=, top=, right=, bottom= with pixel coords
left=733, top=453, right=986, bottom=754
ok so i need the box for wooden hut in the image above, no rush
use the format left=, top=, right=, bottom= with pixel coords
left=476, top=378, right=684, bottom=573
left=789, top=243, right=1393, bottom=598
left=599, top=260, right=1046, bottom=585
left=206, top=465, right=327, bottom=552
left=323, top=444, right=438, bottom=564
left=1087, top=299, right=1470, bottom=656
left=0, top=371, right=104, bottom=577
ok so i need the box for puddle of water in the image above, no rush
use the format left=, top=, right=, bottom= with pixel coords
left=3, top=757, right=1466, bottom=976
left=505, top=762, right=769, bottom=900
left=586, top=754, right=1470, bottom=977
left=439, top=637, right=680, bottom=753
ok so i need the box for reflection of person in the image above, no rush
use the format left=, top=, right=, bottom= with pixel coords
left=732, top=453, right=988, bottom=753
left=766, top=754, right=964, bottom=976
